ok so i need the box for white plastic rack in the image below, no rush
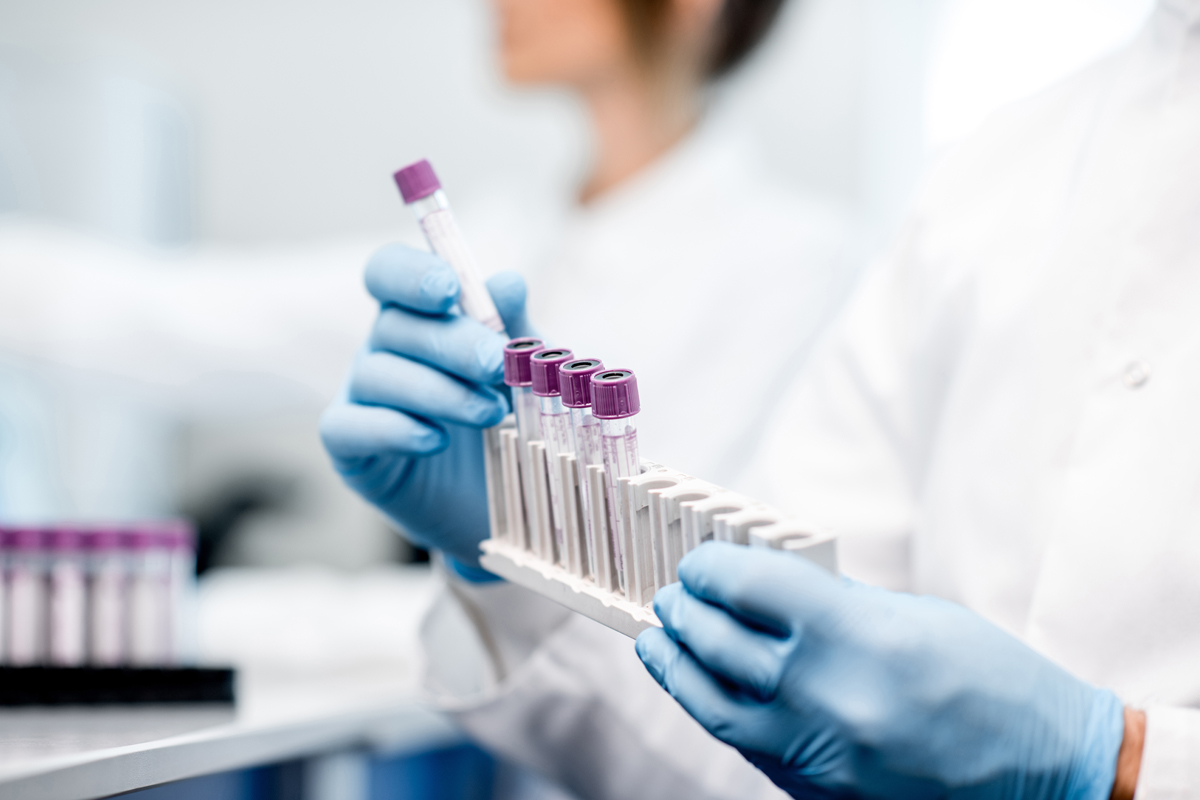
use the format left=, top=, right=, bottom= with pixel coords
left=478, top=416, right=838, bottom=638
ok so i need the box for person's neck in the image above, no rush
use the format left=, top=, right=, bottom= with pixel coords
left=578, top=69, right=701, bottom=204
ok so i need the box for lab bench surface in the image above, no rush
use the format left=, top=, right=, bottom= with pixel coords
left=0, top=668, right=461, bottom=800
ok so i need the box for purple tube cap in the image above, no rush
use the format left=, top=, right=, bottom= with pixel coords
left=7, top=527, right=45, bottom=551
left=530, top=349, right=575, bottom=397
left=559, top=359, right=605, bottom=408
left=48, top=528, right=85, bottom=551
left=85, top=526, right=125, bottom=551
left=503, top=337, right=545, bottom=387
left=591, top=369, right=640, bottom=419
left=394, top=159, right=442, bottom=204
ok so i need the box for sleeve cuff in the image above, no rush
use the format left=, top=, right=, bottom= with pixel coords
left=422, top=556, right=574, bottom=700
left=1134, top=706, right=1200, bottom=800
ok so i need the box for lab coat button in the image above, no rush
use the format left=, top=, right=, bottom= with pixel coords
left=1123, top=360, right=1151, bottom=389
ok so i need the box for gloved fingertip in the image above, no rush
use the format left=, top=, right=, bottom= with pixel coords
left=635, top=628, right=673, bottom=686
left=419, top=264, right=459, bottom=310
left=676, top=540, right=737, bottom=589
left=652, top=583, right=685, bottom=627
left=474, top=337, right=506, bottom=382
left=466, top=392, right=509, bottom=428
left=411, top=425, right=450, bottom=454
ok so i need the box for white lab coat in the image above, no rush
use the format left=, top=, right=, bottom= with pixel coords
left=463, top=118, right=855, bottom=487
left=423, top=2, right=1200, bottom=798
left=422, top=122, right=854, bottom=799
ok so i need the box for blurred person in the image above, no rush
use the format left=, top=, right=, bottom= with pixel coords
left=324, top=1, right=1200, bottom=799
left=466, top=0, right=854, bottom=485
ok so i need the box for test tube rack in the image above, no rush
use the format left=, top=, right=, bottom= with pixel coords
left=478, top=416, right=838, bottom=639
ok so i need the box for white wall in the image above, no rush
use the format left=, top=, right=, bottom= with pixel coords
left=0, top=0, right=949, bottom=248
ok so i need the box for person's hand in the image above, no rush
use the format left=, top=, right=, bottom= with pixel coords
left=636, top=543, right=1126, bottom=800
left=320, top=244, right=534, bottom=574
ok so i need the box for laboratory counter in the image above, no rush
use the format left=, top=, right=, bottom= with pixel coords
left=0, top=565, right=454, bottom=800
left=0, top=667, right=462, bottom=800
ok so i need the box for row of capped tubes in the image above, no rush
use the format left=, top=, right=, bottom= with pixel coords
left=0, top=522, right=196, bottom=667
left=484, top=423, right=837, bottom=610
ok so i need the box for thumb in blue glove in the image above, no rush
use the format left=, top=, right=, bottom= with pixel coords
left=636, top=542, right=1126, bottom=800
left=319, top=244, right=535, bottom=575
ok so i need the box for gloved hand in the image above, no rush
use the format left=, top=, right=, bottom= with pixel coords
left=636, top=543, right=1126, bottom=800
left=319, top=244, right=535, bottom=574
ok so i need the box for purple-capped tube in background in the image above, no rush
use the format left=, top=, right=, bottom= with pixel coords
left=127, top=524, right=172, bottom=666
left=560, top=359, right=605, bottom=579
left=6, top=527, right=46, bottom=665
left=531, top=349, right=575, bottom=566
left=163, top=519, right=198, bottom=664
left=87, top=526, right=127, bottom=666
left=592, top=370, right=642, bottom=592
left=0, top=529, right=7, bottom=664
left=393, top=159, right=505, bottom=334
left=47, top=528, right=87, bottom=666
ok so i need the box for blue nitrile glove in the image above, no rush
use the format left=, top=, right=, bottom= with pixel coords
left=636, top=543, right=1125, bottom=800
left=319, top=244, right=535, bottom=576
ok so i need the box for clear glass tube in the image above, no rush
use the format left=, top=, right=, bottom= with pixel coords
left=8, top=544, right=46, bottom=665
left=570, top=406, right=603, bottom=578
left=539, top=395, right=573, bottom=563
left=88, top=534, right=127, bottom=666
left=601, top=416, right=640, bottom=589
left=128, top=535, right=172, bottom=666
left=49, top=549, right=87, bottom=666
left=409, top=190, right=505, bottom=334
left=167, top=527, right=198, bottom=665
left=513, top=384, right=543, bottom=550
left=0, top=548, right=7, bottom=664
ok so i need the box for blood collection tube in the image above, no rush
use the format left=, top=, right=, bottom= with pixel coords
left=504, top=337, right=547, bottom=549
left=47, top=528, right=87, bottom=666
left=0, top=529, right=8, bottom=664
left=530, top=348, right=575, bottom=562
left=394, top=159, right=506, bottom=334
left=165, top=520, right=197, bottom=664
left=559, top=359, right=605, bottom=577
left=7, top=527, right=46, bottom=665
left=591, top=370, right=641, bottom=591
left=504, top=338, right=546, bottom=446
left=128, top=526, right=171, bottom=665
left=87, top=527, right=127, bottom=666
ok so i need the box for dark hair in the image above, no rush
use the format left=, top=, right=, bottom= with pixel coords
left=617, top=0, right=788, bottom=80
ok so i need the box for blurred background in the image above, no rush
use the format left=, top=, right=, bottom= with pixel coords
left=0, top=0, right=1158, bottom=796
left=0, top=0, right=1154, bottom=568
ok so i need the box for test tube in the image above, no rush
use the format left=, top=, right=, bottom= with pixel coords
left=87, top=527, right=127, bottom=666
left=47, top=528, right=87, bottom=666
left=128, top=526, right=172, bottom=666
left=7, top=528, right=46, bottom=665
left=164, top=520, right=198, bottom=664
left=394, top=159, right=506, bottom=334
left=0, top=530, right=8, bottom=664
left=592, top=370, right=641, bottom=593
left=530, top=348, right=575, bottom=564
left=504, top=337, right=547, bottom=552
left=559, top=359, right=605, bottom=578
left=504, top=338, right=546, bottom=446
